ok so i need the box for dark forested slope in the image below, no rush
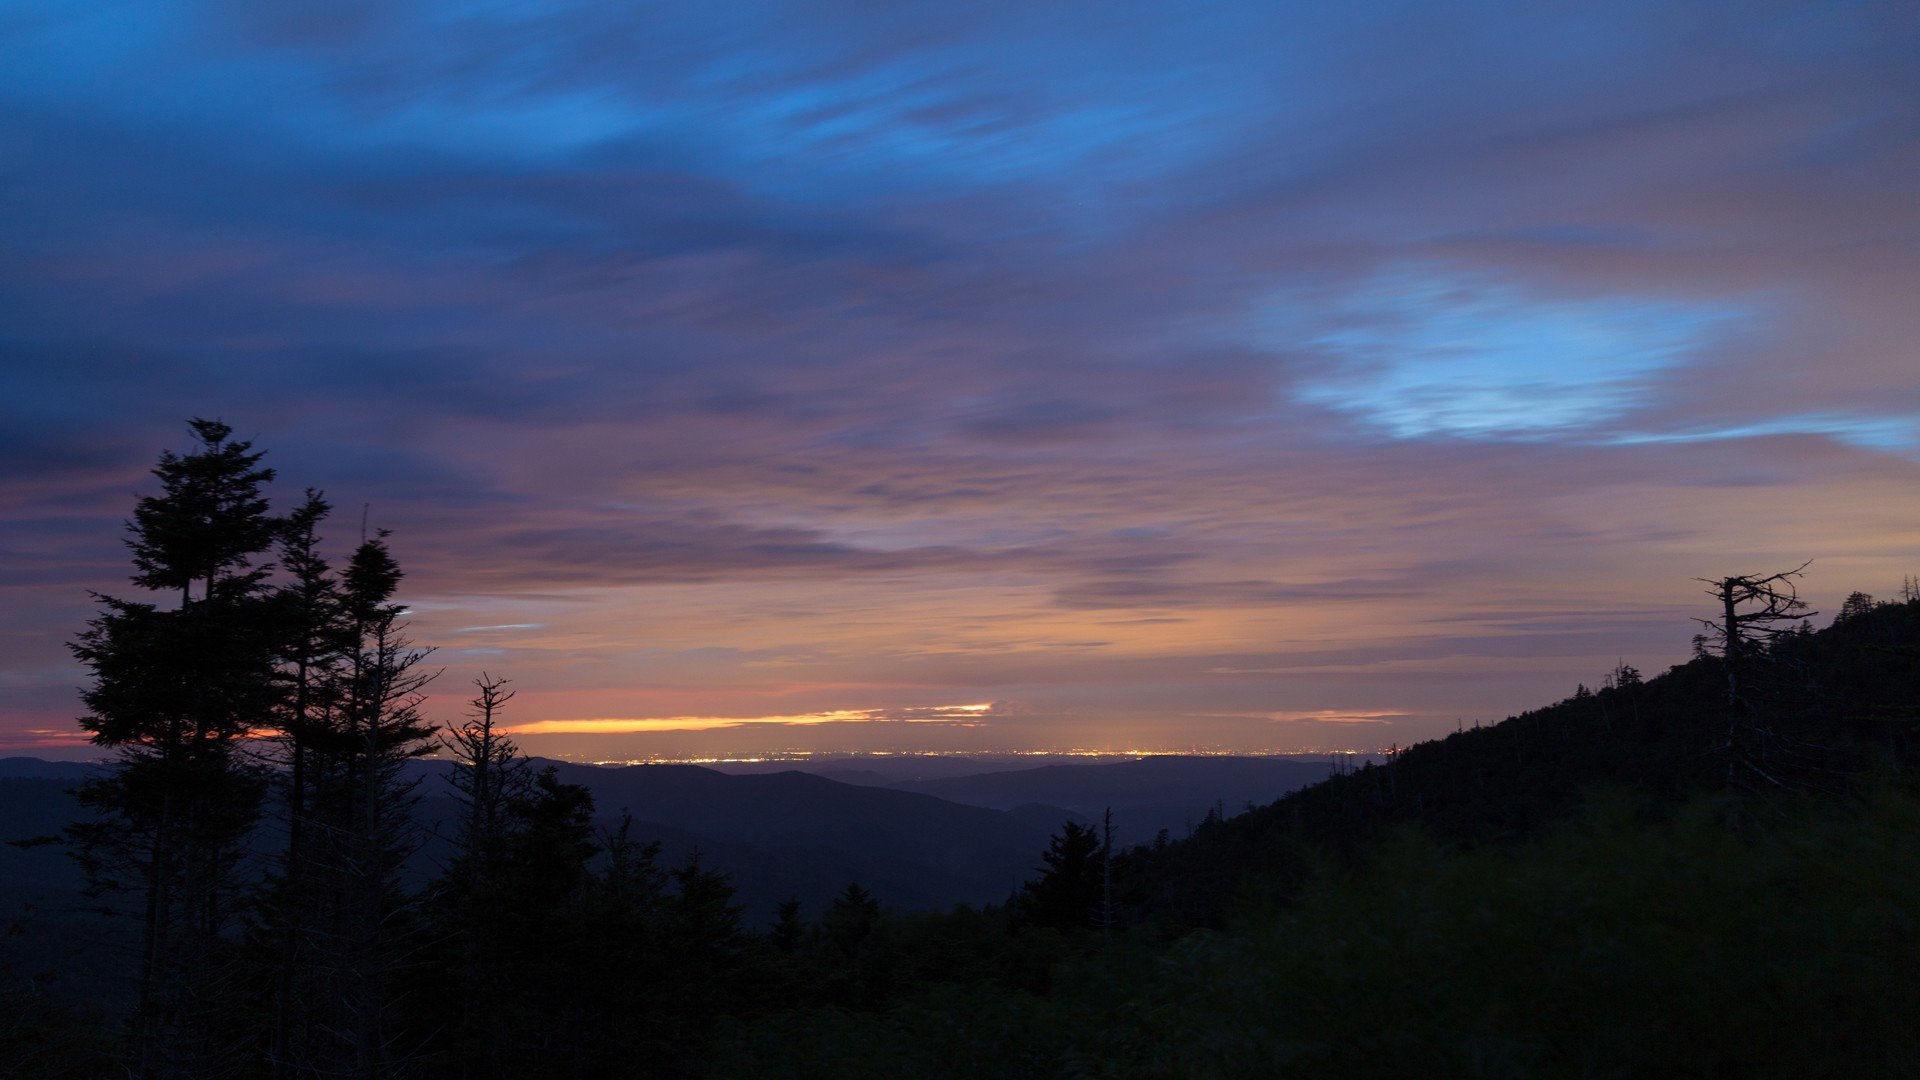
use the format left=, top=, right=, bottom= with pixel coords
left=1110, top=596, right=1920, bottom=930
left=714, top=595, right=1920, bottom=1078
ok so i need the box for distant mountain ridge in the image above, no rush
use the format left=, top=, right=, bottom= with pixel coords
left=517, top=760, right=1060, bottom=910
left=860, top=755, right=1335, bottom=845
left=0, top=757, right=98, bottom=781
left=0, top=753, right=1325, bottom=927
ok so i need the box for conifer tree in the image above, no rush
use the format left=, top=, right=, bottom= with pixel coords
left=822, top=882, right=880, bottom=956
left=69, top=419, right=282, bottom=1080
left=1021, top=821, right=1104, bottom=931
left=259, top=489, right=351, bottom=1078
left=333, top=531, right=438, bottom=1078
left=268, top=528, right=439, bottom=1077
left=770, top=898, right=806, bottom=952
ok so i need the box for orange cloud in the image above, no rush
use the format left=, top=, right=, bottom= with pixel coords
left=1267, top=709, right=1408, bottom=725
left=506, top=702, right=995, bottom=735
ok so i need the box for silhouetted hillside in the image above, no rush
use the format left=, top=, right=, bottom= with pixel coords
left=713, top=595, right=1920, bottom=1078
left=1112, top=597, right=1920, bottom=929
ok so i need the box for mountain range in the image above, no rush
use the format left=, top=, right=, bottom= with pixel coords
left=0, top=753, right=1325, bottom=941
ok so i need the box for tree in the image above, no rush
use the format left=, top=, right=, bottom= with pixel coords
left=1695, top=562, right=1817, bottom=785
left=261, top=528, right=439, bottom=1078
left=69, top=419, right=282, bottom=1079
left=333, top=532, right=439, bottom=1078
left=259, top=489, right=352, bottom=1079
left=770, top=898, right=806, bottom=953
left=823, top=882, right=880, bottom=956
left=420, top=758, right=606, bottom=1080
left=1836, top=591, right=1878, bottom=624
left=1100, top=807, right=1115, bottom=941
left=1696, top=563, right=1814, bottom=702
left=125, top=419, right=280, bottom=607
left=1021, top=821, right=1104, bottom=931
left=440, top=673, right=530, bottom=884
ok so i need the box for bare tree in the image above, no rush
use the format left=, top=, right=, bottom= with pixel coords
left=1694, top=561, right=1816, bottom=786
left=441, top=673, right=529, bottom=876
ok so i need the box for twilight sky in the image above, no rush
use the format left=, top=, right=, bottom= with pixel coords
left=2, top=0, right=1917, bottom=760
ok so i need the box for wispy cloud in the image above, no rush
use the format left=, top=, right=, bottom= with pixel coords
left=507, top=702, right=996, bottom=735
left=2, top=0, right=1916, bottom=755
left=1267, top=710, right=1408, bottom=726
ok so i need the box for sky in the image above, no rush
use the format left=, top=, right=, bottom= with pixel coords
left=2, top=0, right=1917, bottom=761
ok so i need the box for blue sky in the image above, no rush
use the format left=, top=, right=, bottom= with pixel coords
left=1, top=0, right=1916, bottom=757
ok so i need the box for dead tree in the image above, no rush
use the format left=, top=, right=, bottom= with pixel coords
left=1694, top=561, right=1816, bottom=786
left=441, top=673, right=528, bottom=875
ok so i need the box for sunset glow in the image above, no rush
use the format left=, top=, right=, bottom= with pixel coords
left=1, top=1, right=1915, bottom=760
left=507, top=703, right=997, bottom=736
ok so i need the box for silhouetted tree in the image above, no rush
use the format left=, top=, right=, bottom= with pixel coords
left=425, top=674, right=535, bottom=1080
left=1837, top=591, right=1878, bottom=624
left=1021, top=821, right=1103, bottom=931
left=254, top=488, right=361, bottom=1078
left=69, top=419, right=281, bottom=1079
left=1100, top=807, right=1115, bottom=941
left=1696, top=562, right=1814, bottom=705
left=669, top=853, right=748, bottom=962
left=770, top=898, right=806, bottom=952
left=334, top=532, right=438, bottom=1078
left=823, top=882, right=881, bottom=956
left=266, top=529, right=438, bottom=1078
left=440, top=673, right=529, bottom=883
left=1695, top=562, right=1817, bottom=785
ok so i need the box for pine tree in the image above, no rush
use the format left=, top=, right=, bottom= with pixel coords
left=822, top=882, right=880, bottom=956
left=770, top=898, right=806, bottom=952
left=1020, top=821, right=1104, bottom=931
left=334, top=531, right=438, bottom=1078
left=259, top=489, right=351, bottom=1078
left=69, top=419, right=282, bottom=1080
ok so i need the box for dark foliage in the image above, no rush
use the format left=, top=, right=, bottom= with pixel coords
left=705, top=597, right=1920, bottom=1077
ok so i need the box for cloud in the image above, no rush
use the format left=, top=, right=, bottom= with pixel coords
left=2, top=0, right=1917, bottom=756
left=506, top=701, right=995, bottom=735
left=1277, top=264, right=1743, bottom=439
left=1267, top=710, right=1406, bottom=725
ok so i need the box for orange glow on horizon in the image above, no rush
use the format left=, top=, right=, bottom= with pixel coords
left=506, top=702, right=996, bottom=735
